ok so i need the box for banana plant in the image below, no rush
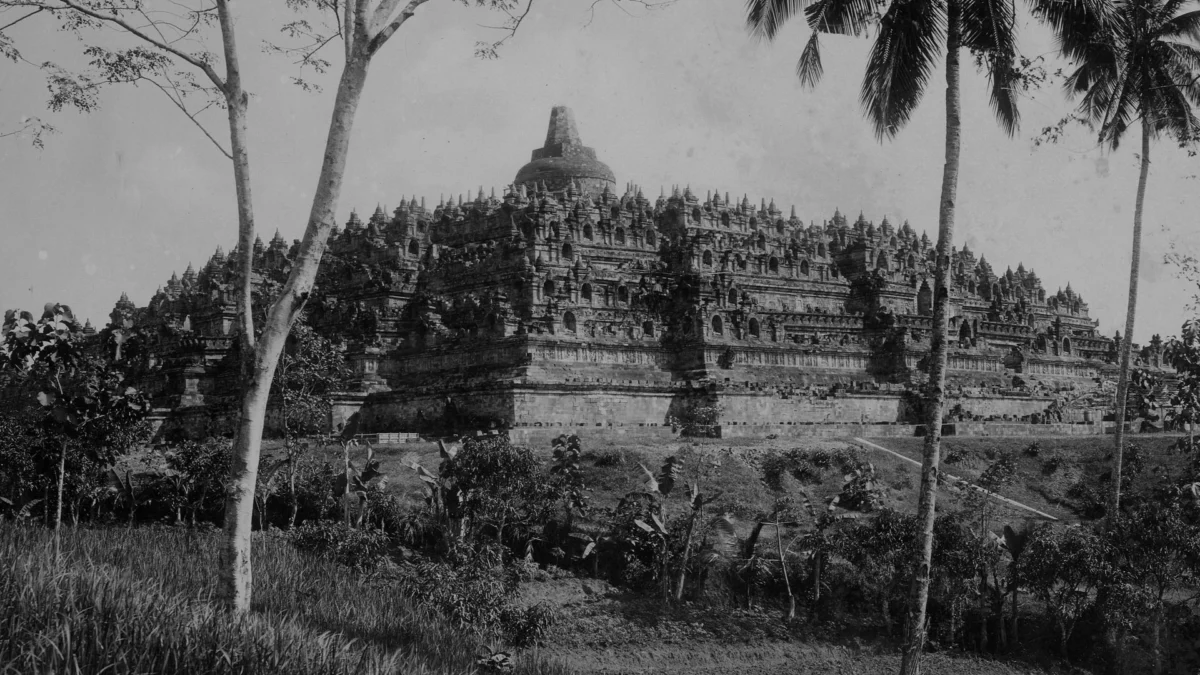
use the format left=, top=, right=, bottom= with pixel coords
left=105, top=468, right=138, bottom=526
left=827, top=461, right=884, bottom=513
left=673, top=482, right=725, bottom=601
left=633, top=511, right=672, bottom=601
left=410, top=440, right=466, bottom=543
left=254, top=457, right=289, bottom=530
left=333, top=442, right=387, bottom=528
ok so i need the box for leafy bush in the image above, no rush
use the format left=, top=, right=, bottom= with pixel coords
left=501, top=601, right=557, bottom=647
left=289, top=521, right=390, bottom=570
left=437, top=436, right=559, bottom=551
left=389, top=545, right=554, bottom=645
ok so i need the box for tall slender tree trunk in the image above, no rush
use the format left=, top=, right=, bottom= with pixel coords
left=1107, top=114, right=1151, bottom=521
left=674, top=509, right=700, bottom=601
left=1010, top=571, right=1019, bottom=647
left=218, top=53, right=372, bottom=612
left=215, top=0, right=257, bottom=350
left=777, top=522, right=795, bottom=621
left=900, top=4, right=961, bottom=672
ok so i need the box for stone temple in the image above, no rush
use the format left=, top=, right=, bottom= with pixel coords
left=108, top=106, right=1171, bottom=441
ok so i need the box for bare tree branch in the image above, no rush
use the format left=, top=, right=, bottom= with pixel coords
left=141, top=73, right=231, bottom=158
left=0, top=6, right=42, bottom=32
left=0, top=115, right=55, bottom=148
left=585, top=0, right=673, bottom=28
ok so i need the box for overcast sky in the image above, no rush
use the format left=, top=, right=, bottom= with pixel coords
left=1, top=0, right=1196, bottom=342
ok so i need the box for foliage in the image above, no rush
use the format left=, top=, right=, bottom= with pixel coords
left=1, top=304, right=151, bottom=535
left=270, top=321, right=350, bottom=438
left=289, top=520, right=391, bottom=570
left=760, top=446, right=867, bottom=490
left=389, top=544, right=556, bottom=646
left=438, top=436, right=558, bottom=548
left=1020, top=523, right=1110, bottom=657
left=160, top=438, right=233, bottom=525
left=550, top=434, right=588, bottom=518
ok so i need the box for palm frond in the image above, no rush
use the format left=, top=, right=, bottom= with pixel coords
left=1162, top=42, right=1200, bottom=107
left=1156, top=0, right=1192, bottom=21
left=797, top=29, right=825, bottom=87
left=1030, top=0, right=1116, bottom=63
left=747, top=0, right=821, bottom=39
left=1159, top=9, right=1200, bottom=41
left=1096, top=62, right=1140, bottom=149
left=962, top=0, right=1021, bottom=134
left=804, top=0, right=882, bottom=35
left=1155, top=53, right=1200, bottom=134
left=859, top=0, right=947, bottom=140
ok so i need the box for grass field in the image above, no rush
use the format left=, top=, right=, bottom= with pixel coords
left=0, top=522, right=568, bottom=675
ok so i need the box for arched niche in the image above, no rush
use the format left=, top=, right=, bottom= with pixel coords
left=749, top=317, right=760, bottom=338
left=581, top=283, right=592, bottom=303
left=563, top=311, right=577, bottom=333
left=703, top=250, right=713, bottom=267
left=917, top=281, right=933, bottom=316
left=711, top=315, right=724, bottom=334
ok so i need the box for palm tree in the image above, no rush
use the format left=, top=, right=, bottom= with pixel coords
left=1051, top=0, right=1200, bottom=520
left=744, top=0, right=1025, bottom=671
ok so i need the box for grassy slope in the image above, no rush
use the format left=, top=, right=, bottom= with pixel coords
left=868, top=435, right=1187, bottom=522
left=0, top=523, right=567, bottom=675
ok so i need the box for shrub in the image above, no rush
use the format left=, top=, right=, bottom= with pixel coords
left=439, top=437, right=558, bottom=550
left=388, top=544, right=556, bottom=644
left=289, top=521, right=390, bottom=570
left=501, top=601, right=557, bottom=647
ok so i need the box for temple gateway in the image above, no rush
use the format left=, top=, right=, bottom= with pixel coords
left=109, top=107, right=1171, bottom=441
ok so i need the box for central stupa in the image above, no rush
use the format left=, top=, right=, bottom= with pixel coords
left=514, top=105, right=616, bottom=195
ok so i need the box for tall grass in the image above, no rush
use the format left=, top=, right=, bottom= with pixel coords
left=0, top=522, right=568, bottom=674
